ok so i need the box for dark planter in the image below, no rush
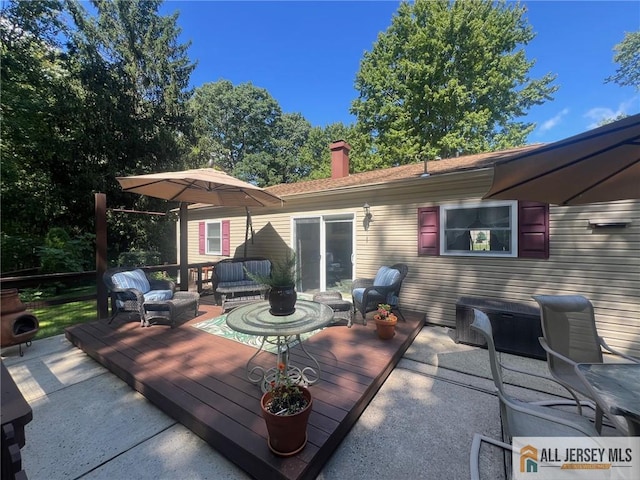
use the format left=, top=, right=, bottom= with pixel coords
left=261, top=386, right=312, bottom=456
left=268, top=285, right=297, bottom=316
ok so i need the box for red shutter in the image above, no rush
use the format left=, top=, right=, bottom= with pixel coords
left=198, top=222, right=205, bottom=254
left=222, top=220, right=230, bottom=256
left=418, top=207, right=440, bottom=256
left=518, top=202, right=549, bottom=259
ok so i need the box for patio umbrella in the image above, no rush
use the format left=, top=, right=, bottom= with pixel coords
left=117, top=168, right=283, bottom=207
left=116, top=168, right=283, bottom=289
left=483, top=114, right=640, bottom=205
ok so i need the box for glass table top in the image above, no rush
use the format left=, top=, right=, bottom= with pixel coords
left=225, top=300, right=334, bottom=336
left=576, top=363, right=640, bottom=420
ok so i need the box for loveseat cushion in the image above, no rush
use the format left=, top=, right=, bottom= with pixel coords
left=144, top=290, right=174, bottom=302
left=111, top=269, right=151, bottom=294
left=243, top=260, right=271, bottom=280
left=216, top=262, right=245, bottom=282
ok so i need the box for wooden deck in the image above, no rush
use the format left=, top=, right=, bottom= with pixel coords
left=65, top=304, right=425, bottom=480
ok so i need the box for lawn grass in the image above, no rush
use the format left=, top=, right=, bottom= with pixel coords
left=32, top=300, right=97, bottom=339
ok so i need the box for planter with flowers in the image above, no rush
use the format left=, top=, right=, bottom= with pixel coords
left=373, top=303, right=397, bottom=339
left=260, top=362, right=312, bottom=456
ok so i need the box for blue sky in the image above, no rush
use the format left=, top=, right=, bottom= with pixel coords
left=162, top=0, right=639, bottom=144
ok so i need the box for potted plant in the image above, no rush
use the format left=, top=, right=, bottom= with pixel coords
left=246, top=251, right=297, bottom=315
left=373, top=303, right=398, bottom=339
left=260, top=362, right=313, bottom=456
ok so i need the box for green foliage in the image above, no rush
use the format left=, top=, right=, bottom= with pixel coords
left=38, top=247, right=84, bottom=274
left=189, top=80, right=333, bottom=186
left=188, top=80, right=282, bottom=173
left=37, top=228, right=95, bottom=273
left=606, top=31, right=640, bottom=90
left=117, top=250, right=161, bottom=267
left=1, top=0, right=192, bottom=271
left=236, top=112, right=313, bottom=186
left=45, top=227, right=71, bottom=249
left=296, top=123, right=378, bottom=178
left=351, top=0, right=557, bottom=165
left=19, top=286, right=59, bottom=303
left=245, top=251, right=297, bottom=287
left=0, top=233, right=41, bottom=271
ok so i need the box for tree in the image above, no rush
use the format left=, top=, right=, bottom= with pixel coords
left=297, top=123, right=377, bottom=178
left=0, top=0, right=195, bottom=270
left=351, top=0, right=557, bottom=167
left=606, top=31, right=640, bottom=90
left=190, top=81, right=330, bottom=186
left=1, top=0, right=79, bottom=246
left=188, top=80, right=282, bottom=173
left=236, top=113, right=312, bottom=186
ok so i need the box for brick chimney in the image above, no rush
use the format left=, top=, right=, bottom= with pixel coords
left=330, top=140, right=351, bottom=179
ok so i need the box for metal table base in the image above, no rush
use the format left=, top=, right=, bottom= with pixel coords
left=225, top=300, right=334, bottom=393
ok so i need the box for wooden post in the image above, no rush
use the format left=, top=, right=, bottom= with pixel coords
left=95, top=193, right=108, bottom=319
left=179, top=203, right=189, bottom=291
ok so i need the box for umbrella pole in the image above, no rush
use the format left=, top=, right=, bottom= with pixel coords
left=244, top=207, right=255, bottom=258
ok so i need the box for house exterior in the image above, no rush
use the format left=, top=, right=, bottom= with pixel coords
left=184, top=141, right=640, bottom=357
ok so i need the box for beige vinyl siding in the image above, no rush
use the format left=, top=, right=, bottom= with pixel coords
left=186, top=169, right=640, bottom=357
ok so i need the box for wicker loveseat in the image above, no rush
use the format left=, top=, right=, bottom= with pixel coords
left=104, top=267, right=199, bottom=327
left=212, top=257, right=271, bottom=312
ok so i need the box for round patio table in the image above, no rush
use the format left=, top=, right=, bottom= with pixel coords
left=226, top=300, right=333, bottom=392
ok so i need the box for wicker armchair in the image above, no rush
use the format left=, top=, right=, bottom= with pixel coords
left=351, top=263, right=408, bottom=324
left=103, top=267, right=175, bottom=323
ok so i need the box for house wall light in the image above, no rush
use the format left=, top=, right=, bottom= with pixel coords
left=363, top=203, right=373, bottom=231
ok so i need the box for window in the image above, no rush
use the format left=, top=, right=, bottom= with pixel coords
left=205, top=221, right=222, bottom=254
left=418, top=202, right=549, bottom=259
left=441, top=202, right=516, bottom=256
left=198, top=220, right=230, bottom=256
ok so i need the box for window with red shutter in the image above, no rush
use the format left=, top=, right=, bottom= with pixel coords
left=201, top=220, right=224, bottom=255
left=418, top=201, right=549, bottom=259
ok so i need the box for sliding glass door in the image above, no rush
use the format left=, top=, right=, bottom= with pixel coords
left=293, top=215, right=354, bottom=295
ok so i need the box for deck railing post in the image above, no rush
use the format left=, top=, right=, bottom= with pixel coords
left=96, top=193, right=108, bottom=319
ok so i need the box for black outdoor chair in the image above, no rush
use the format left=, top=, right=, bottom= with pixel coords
left=351, top=263, right=408, bottom=324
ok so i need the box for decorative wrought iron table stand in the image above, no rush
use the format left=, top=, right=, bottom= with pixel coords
left=225, top=300, right=334, bottom=392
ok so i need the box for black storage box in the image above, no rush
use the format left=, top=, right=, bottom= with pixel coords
left=455, top=296, right=545, bottom=360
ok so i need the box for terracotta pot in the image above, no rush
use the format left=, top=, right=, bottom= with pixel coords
left=268, top=285, right=297, bottom=316
left=375, top=315, right=397, bottom=340
left=260, top=386, right=312, bottom=456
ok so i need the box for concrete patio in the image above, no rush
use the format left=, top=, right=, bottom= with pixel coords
left=1, top=323, right=597, bottom=480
